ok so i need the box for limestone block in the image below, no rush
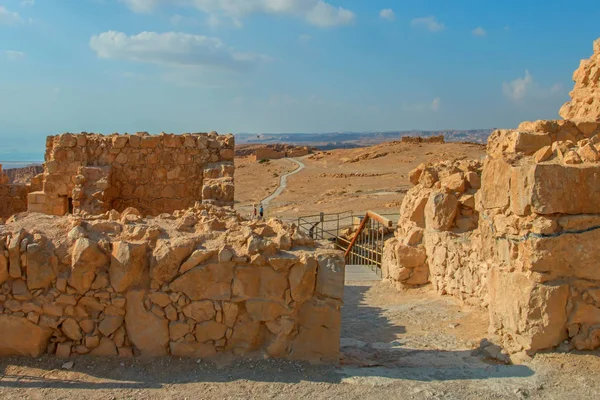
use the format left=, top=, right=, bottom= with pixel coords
left=290, top=299, right=341, bottom=363
left=0, top=315, right=53, bottom=357
left=315, top=251, right=345, bottom=300
left=109, top=241, right=148, bottom=292
left=288, top=257, right=318, bottom=303
left=424, top=192, right=458, bottom=231
left=70, top=238, right=109, bottom=294
left=182, top=301, right=215, bottom=322
left=170, top=263, right=234, bottom=301
left=150, top=238, right=195, bottom=286
left=26, top=242, right=57, bottom=290
left=125, top=290, right=169, bottom=357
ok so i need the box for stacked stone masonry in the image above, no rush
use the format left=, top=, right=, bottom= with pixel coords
left=28, top=131, right=235, bottom=217
left=0, top=204, right=345, bottom=362
left=400, top=135, right=445, bottom=144
left=383, top=38, right=600, bottom=356
left=0, top=164, right=33, bottom=219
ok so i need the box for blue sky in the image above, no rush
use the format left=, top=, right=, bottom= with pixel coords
left=1, top=0, right=599, bottom=159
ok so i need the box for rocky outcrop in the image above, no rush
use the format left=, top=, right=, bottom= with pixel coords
left=559, top=39, right=600, bottom=122
left=382, top=38, right=600, bottom=356
left=0, top=203, right=344, bottom=363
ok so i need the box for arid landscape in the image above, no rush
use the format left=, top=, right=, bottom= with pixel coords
left=235, top=141, right=486, bottom=219
left=2, top=1, right=600, bottom=398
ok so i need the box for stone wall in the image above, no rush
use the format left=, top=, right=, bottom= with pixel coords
left=401, top=135, right=445, bottom=144
left=0, top=204, right=345, bottom=362
left=28, top=132, right=235, bottom=217
left=0, top=164, right=31, bottom=219
left=382, top=38, right=600, bottom=355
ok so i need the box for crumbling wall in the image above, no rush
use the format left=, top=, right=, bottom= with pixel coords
left=29, top=132, right=235, bottom=217
left=401, top=135, right=445, bottom=144
left=0, top=204, right=344, bottom=362
left=382, top=38, right=600, bottom=355
left=0, top=165, right=31, bottom=219
left=382, top=159, right=483, bottom=304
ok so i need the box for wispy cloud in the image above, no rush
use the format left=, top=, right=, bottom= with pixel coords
left=503, top=70, right=564, bottom=101
left=298, top=34, right=312, bottom=44
left=379, top=9, right=395, bottom=21
left=21, top=0, right=35, bottom=6
left=0, top=6, right=22, bottom=25
left=5, top=50, right=26, bottom=61
left=120, top=0, right=355, bottom=28
left=431, top=97, right=440, bottom=112
left=89, top=31, right=270, bottom=72
left=411, top=16, right=445, bottom=32
left=472, top=27, right=486, bottom=37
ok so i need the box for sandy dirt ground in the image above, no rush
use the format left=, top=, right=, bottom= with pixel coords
left=1, top=276, right=599, bottom=400
left=234, top=157, right=298, bottom=217
left=235, top=142, right=486, bottom=220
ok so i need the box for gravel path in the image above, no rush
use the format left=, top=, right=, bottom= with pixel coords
left=260, top=158, right=305, bottom=208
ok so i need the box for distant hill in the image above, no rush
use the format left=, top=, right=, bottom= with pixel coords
left=234, top=130, right=493, bottom=149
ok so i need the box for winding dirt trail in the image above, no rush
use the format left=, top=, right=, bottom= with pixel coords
left=260, top=158, right=305, bottom=208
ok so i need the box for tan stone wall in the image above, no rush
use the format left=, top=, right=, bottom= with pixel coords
left=0, top=204, right=345, bottom=362
left=32, top=132, right=235, bottom=217
left=0, top=165, right=32, bottom=219
left=401, top=135, right=445, bottom=144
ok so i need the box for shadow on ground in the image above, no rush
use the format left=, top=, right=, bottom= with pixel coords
left=0, top=283, right=534, bottom=390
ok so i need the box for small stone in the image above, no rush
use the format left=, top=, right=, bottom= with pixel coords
left=61, top=361, right=74, bottom=370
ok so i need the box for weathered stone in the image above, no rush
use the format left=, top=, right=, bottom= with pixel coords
left=150, top=238, right=195, bottom=286
left=179, top=249, right=217, bottom=274
left=61, top=318, right=83, bottom=341
left=288, top=257, right=318, bottom=303
left=26, top=243, right=57, bottom=290
left=425, top=191, right=458, bottom=231
left=182, top=301, right=215, bottom=322
left=290, top=299, right=340, bottom=363
left=233, top=266, right=288, bottom=301
left=245, top=299, right=287, bottom=322
left=99, top=315, right=124, bottom=336
left=315, top=251, right=345, bottom=300
left=125, top=290, right=169, bottom=357
left=170, top=263, right=234, bottom=301
left=70, top=238, right=109, bottom=294
left=90, top=337, right=118, bottom=356
left=150, top=292, right=171, bottom=307
left=195, top=321, right=227, bottom=343
left=110, top=241, right=148, bottom=292
left=169, top=321, right=189, bottom=341
left=0, top=315, right=53, bottom=357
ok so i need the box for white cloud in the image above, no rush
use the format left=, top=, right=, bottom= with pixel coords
left=411, top=16, right=445, bottom=32
left=472, top=27, right=486, bottom=37
left=89, top=30, right=269, bottom=72
left=298, top=34, right=311, bottom=44
left=120, top=0, right=355, bottom=28
left=503, top=70, right=564, bottom=102
left=0, top=6, right=22, bottom=25
left=379, top=8, right=395, bottom=21
left=20, top=0, right=35, bottom=6
left=431, top=97, right=440, bottom=112
left=5, top=50, right=26, bottom=61
left=503, top=70, right=533, bottom=101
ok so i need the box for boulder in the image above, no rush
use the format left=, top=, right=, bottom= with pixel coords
left=70, top=238, right=109, bottom=294
left=315, top=251, right=345, bottom=300
left=61, top=318, right=83, bottom=341
left=170, top=263, right=234, bottom=301
left=0, top=315, right=53, bottom=357
left=182, top=301, right=215, bottom=322
left=125, top=290, right=169, bottom=357
left=425, top=191, right=458, bottom=231
left=288, top=256, right=318, bottom=303
left=245, top=299, right=287, bottom=321
left=109, top=241, right=148, bottom=292
left=195, top=321, right=227, bottom=343
left=26, top=242, right=57, bottom=290
left=150, top=238, right=195, bottom=286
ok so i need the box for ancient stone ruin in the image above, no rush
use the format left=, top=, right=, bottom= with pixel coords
left=0, top=205, right=344, bottom=362
left=383, top=38, right=600, bottom=356
left=0, top=164, right=35, bottom=219
left=27, top=131, right=235, bottom=217
left=400, top=135, right=445, bottom=144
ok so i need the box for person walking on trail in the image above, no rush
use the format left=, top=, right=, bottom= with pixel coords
left=259, top=203, right=264, bottom=219
left=253, top=204, right=257, bottom=219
